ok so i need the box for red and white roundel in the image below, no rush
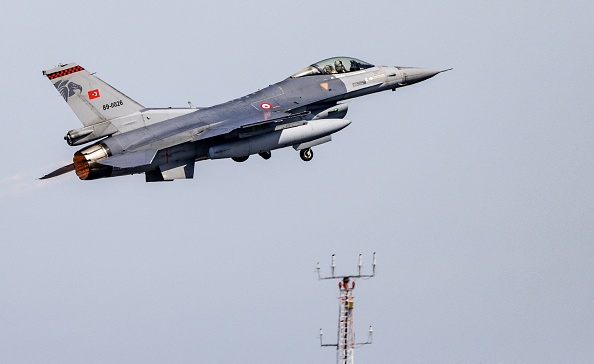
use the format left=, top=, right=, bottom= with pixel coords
left=260, top=102, right=273, bottom=110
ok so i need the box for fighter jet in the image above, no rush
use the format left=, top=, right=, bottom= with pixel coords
left=41, top=57, right=449, bottom=182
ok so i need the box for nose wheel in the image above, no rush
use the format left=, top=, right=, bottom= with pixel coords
left=299, top=148, right=313, bottom=161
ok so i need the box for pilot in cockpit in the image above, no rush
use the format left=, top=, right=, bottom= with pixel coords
left=334, top=60, right=347, bottom=73
left=323, top=64, right=335, bottom=74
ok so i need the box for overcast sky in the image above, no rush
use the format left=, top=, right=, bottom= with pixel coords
left=1, top=0, right=593, bottom=363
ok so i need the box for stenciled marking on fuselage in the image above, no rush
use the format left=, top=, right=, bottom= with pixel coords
left=365, top=74, right=386, bottom=82
left=352, top=80, right=367, bottom=87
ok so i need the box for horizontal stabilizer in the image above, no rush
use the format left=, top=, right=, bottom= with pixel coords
left=39, top=163, right=74, bottom=180
left=161, top=160, right=195, bottom=180
left=98, top=150, right=157, bottom=168
left=145, top=159, right=195, bottom=182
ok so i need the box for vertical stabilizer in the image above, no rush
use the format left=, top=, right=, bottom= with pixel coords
left=43, top=63, right=144, bottom=127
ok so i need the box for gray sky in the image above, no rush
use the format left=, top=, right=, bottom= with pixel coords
left=1, top=0, right=593, bottom=363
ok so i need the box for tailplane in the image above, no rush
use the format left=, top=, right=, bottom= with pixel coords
left=43, top=63, right=144, bottom=127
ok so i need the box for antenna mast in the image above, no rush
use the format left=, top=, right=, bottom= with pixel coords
left=317, top=253, right=376, bottom=364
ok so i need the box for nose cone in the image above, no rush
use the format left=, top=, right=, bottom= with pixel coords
left=399, top=67, right=450, bottom=86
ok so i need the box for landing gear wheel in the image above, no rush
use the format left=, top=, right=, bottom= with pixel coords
left=232, top=155, right=249, bottom=162
left=300, top=148, right=313, bottom=162
left=258, top=151, right=272, bottom=160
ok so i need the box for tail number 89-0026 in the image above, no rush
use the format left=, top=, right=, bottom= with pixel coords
left=103, top=100, right=123, bottom=110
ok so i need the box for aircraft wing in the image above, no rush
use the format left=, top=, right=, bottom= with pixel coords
left=190, top=109, right=309, bottom=142
left=117, top=108, right=306, bottom=150
left=96, top=108, right=309, bottom=170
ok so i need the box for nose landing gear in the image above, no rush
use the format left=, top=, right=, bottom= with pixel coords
left=299, top=148, right=313, bottom=162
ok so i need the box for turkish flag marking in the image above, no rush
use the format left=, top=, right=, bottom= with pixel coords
left=88, top=89, right=100, bottom=99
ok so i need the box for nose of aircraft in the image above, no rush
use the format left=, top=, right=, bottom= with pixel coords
left=399, top=67, right=451, bottom=86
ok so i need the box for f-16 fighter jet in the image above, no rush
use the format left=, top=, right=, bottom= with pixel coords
left=41, top=57, right=449, bottom=182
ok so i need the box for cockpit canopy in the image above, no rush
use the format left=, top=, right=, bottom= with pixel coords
left=291, top=57, right=375, bottom=78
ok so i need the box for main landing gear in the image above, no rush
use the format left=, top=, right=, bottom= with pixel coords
left=232, top=155, right=249, bottom=162
left=234, top=152, right=271, bottom=162
left=258, top=151, right=271, bottom=160
left=232, top=148, right=314, bottom=162
left=299, top=148, right=313, bottom=162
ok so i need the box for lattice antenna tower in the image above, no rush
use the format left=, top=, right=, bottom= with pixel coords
left=317, top=253, right=376, bottom=364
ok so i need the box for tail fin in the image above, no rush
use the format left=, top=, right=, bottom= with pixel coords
left=43, top=63, right=144, bottom=127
